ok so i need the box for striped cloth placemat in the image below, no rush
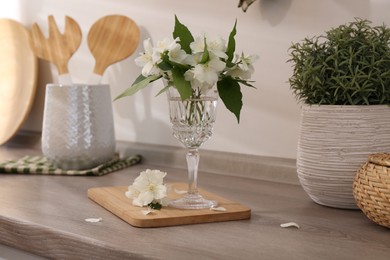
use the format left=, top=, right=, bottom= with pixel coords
left=0, top=154, right=142, bottom=176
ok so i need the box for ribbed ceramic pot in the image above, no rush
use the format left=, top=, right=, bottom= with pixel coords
left=297, top=104, right=390, bottom=209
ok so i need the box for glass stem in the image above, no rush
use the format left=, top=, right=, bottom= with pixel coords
left=186, top=148, right=199, bottom=195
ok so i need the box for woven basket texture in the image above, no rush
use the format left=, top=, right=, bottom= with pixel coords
left=353, top=153, right=390, bottom=228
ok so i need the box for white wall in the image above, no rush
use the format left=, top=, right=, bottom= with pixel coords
left=1, top=0, right=389, bottom=159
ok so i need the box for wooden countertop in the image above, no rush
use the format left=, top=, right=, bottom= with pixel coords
left=0, top=134, right=389, bottom=259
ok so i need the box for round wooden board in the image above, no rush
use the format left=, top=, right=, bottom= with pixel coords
left=0, top=18, right=37, bottom=145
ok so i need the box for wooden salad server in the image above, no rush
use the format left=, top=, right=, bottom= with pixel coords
left=87, top=15, right=140, bottom=84
left=29, top=15, right=82, bottom=84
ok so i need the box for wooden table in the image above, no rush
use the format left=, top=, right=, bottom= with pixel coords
left=0, top=134, right=389, bottom=259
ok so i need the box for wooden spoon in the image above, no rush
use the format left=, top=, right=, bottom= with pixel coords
left=87, top=15, right=140, bottom=84
left=29, top=15, right=82, bottom=84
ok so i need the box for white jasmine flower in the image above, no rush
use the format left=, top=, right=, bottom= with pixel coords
left=227, top=66, right=251, bottom=80
left=125, top=169, right=168, bottom=207
left=125, top=186, right=140, bottom=200
left=184, top=70, right=214, bottom=93
left=207, top=36, right=228, bottom=59
left=154, top=37, right=172, bottom=53
left=185, top=55, right=226, bottom=86
left=239, top=53, right=258, bottom=71
left=116, top=15, right=258, bottom=123
left=227, top=53, right=258, bottom=80
left=135, top=38, right=161, bottom=77
left=168, top=41, right=188, bottom=64
left=183, top=52, right=203, bottom=66
left=184, top=67, right=194, bottom=81
left=190, top=36, right=205, bottom=54
left=190, top=36, right=227, bottom=59
left=150, top=38, right=173, bottom=67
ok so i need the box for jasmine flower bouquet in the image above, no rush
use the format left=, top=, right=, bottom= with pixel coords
left=116, top=15, right=257, bottom=122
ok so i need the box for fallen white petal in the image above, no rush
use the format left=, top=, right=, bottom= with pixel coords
left=142, top=209, right=153, bottom=215
left=210, top=206, right=227, bottom=212
left=280, top=222, right=300, bottom=228
left=174, top=189, right=187, bottom=194
left=85, top=218, right=102, bottom=223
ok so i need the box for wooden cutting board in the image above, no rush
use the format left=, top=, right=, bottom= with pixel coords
left=88, top=183, right=251, bottom=228
left=0, top=19, right=38, bottom=145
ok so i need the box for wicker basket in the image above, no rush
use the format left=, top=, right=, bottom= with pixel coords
left=353, top=153, right=390, bottom=228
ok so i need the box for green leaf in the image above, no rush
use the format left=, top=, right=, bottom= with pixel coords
left=157, top=60, right=173, bottom=71
left=200, top=37, right=210, bottom=64
left=155, top=84, right=171, bottom=97
left=161, top=51, right=191, bottom=70
left=148, top=202, right=162, bottom=210
left=236, top=79, right=256, bottom=88
left=217, top=76, right=243, bottom=123
left=158, top=53, right=173, bottom=70
left=168, top=60, right=191, bottom=71
left=172, top=67, right=192, bottom=100
left=173, top=15, right=194, bottom=54
left=114, top=74, right=161, bottom=100
left=226, top=20, right=237, bottom=65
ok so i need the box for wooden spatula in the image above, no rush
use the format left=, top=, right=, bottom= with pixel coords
left=29, top=15, right=82, bottom=84
left=87, top=15, right=140, bottom=84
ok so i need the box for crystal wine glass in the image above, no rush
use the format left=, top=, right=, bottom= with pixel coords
left=167, top=87, right=218, bottom=209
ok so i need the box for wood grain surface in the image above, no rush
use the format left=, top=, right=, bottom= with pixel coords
left=88, top=183, right=251, bottom=227
left=29, top=15, right=81, bottom=75
left=0, top=140, right=389, bottom=259
left=0, top=19, right=37, bottom=145
left=87, top=15, right=140, bottom=75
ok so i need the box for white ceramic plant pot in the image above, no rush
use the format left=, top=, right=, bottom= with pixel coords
left=297, top=104, right=390, bottom=209
left=42, top=84, right=116, bottom=170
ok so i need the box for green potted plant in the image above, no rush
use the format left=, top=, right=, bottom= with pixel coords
left=288, top=18, right=390, bottom=209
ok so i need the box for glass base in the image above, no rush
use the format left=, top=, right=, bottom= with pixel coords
left=169, top=193, right=218, bottom=210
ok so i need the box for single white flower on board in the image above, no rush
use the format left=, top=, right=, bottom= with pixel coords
left=125, top=169, right=168, bottom=207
